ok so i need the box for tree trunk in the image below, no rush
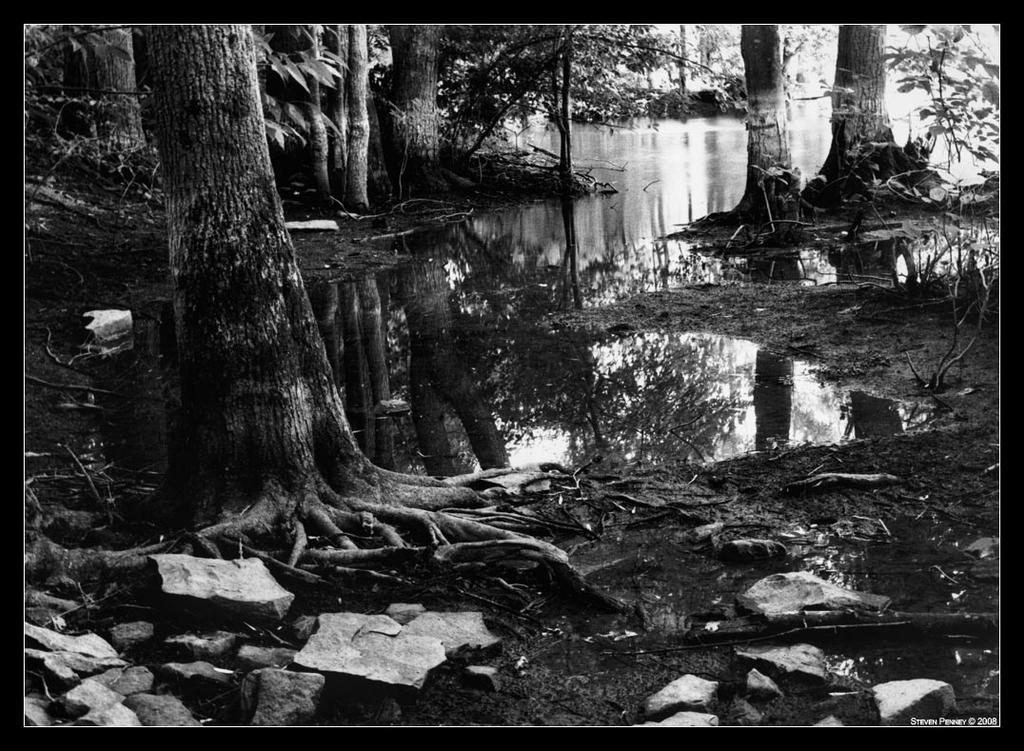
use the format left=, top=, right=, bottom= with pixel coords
left=345, top=25, right=370, bottom=211
left=367, top=93, right=394, bottom=201
left=60, top=27, right=145, bottom=149
left=326, top=25, right=349, bottom=194
left=339, top=283, right=377, bottom=463
left=735, top=25, right=792, bottom=224
left=148, top=25, right=375, bottom=527
left=820, top=25, right=893, bottom=183
left=386, top=25, right=445, bottom=196
left=677, top=25, right=688, bottom=94
left=356, top=278, right=395, bottom=469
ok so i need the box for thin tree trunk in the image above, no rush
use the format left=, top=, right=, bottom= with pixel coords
left=326, top=25, right=349, bottom=194
left=677, top=25, right=688, bottom=94
left=558, top=27, right=574, bottom=195
left=735, top=25, right=792, bottom=224
left=339, top=282, right=376, bottom=462
left=357, top=277, right=394, bottom=468
left=345, top=24, right=370, bottom=211
left=367, top=94, right=394, bottom=201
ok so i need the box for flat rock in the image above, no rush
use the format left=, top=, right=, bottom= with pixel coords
left=25, top=648, right=128, bottom=688
left=463, top=665, right=501, bottom=692
left=150, top=554, right=295, bottom=624
left=59, top=678, right=125, bottom=717
left=285, top=219, right=339, bottom=231
left=93, top=666, right=155, bottom=696
left=639, top=711, right=719, bottom=727
left=643, top=674, right=719, bottom=719
left=736, top=643, right=829, bottom=684
left=727, top=697, right=762, bottom=726
left=872, top=679, right=956, bottom=725
left=402, top=611, right=501, bottom=656
left=241, top=668, right=325, bottom=726
left=165, top=630, right=239, bottom=660
left=384, top=603, right=427, bottom=626
left=718, top=538, right=787, bottom=562
left=109, top=621, right=155, bottom=651
left=160, top=661, right=233, bottom=690
left=75, top=702, right=142, bottom=726
left=25, top=622, right=120, bottom=659
left=814, top=715, right=845, bottom=726
left=737, top=571, right=890, bottom=615
left=293, top=612, right=446, bottom=691
left=25, top=696, right=54, bottom=726
left=236, top=645, right=297, bottom=671
left=964, top=537, right=999, bottom=559
left=124, top=693, right=201, bottom=726
left=745, top=668, right=784, bottom=701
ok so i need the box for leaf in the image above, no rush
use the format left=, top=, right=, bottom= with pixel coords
left=901, top=25, right=928, bottom=36
left=897, top=82, right=917, bottom=93
left=283, top=58, right=310, bottom=93
left=928, top=187, right=948, bottom=203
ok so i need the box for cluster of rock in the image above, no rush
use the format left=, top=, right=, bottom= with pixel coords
left=25, top=554, right=504, bottom=726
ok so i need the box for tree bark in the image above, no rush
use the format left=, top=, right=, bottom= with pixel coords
left=386, top=25, right=445, bottom=196
left=326, top=25, right=349, bottom=194
left=345, top=25, right=370, bottom=211
left=820, top=25, right=893, bottom=183
left=367, top=94, right=394, bottom=201
left=735, top=25, right=792, bottom=224
left=148, top=25, right=375, bottom=527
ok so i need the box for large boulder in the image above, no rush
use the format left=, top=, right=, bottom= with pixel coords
left=872, top=679, right=956, bottom=725
left=737, top=571, right=890, bottom=615
left=735, top=643, right=829, bottom=685
left=124, top=693, right=202, bottom=726
left=240, top=668, right=325, bottom=726
left=643, top=674, right=718, bottom=719
left=401, top=611, right=501, bottom=657
left=293, top=612, right=446, bottom=692
left=150, top=554, right=294, bottom=625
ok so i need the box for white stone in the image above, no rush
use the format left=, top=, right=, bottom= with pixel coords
left=872, top=679, right=956, bottom=725
left=76, top=702, right=142, bottom=726
left=402, top=611, right=501, bottom=656
left=293, top=612, right=446, bottom=691
left=150, top=554, right=295, bottom=624
left=83, top=309, right=132, bottom=343
left=643, top=674, right=719, bottom=719
left=59, top=678, right=124, bottom=717
left=737, top=571, right=890, bottom=615
left=746, top=668, right=784, bottom=701
left=25, top=622, right=120, bottom=659
left=736, top=643, right=829, bottom=684
left=639, top=711, right=719, bottom=726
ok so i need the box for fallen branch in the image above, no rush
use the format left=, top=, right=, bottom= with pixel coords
left=785, top=472, right=900, bottom=494
left=26, top=373, right=119, bottom=396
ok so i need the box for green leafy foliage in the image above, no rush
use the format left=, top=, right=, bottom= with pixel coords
left=886, top=24, right=999, bottom=170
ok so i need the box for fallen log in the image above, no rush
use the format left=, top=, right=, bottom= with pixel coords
left=785, top=472, right=900, bottom=494
left=684, top=610, right=997, bottom=643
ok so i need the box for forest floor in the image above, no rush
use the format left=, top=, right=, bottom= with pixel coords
left=25, top=167, right=999, bottom=727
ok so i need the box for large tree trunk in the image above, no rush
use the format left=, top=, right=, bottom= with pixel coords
left=367, top=94, right=394, bottom=201
left=820, top=25, right=893, bottom=183
left=734, top=25, right=793, bottom=224
left=60, top=27, right=145, bottom=149
left=344, top=25, right=370, bottom=211
left=386, top=25, right=445, bottom=196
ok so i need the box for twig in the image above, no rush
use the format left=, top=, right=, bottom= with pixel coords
left=62, top=444, right=103, bottom=507
left=26, top=373, right=119, bottom=396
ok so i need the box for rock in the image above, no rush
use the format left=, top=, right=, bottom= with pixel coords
left=746, top=668, right=784, bottom=701
left=384, top=603, right=427, bottom=626
left=124, top=693, right=202, bottom=726
left=83, top=309, right=133, bottom=343
left=639, top=711, right=719, bottom=727
left=150, top=554, right=295, bottom=624
left=643, top=674, right=719, bottom=720
left=727, top=697, right=762, bottom=725
left=463, top=665, right=501, bottom=692
left=814, top=715, right=844, bottom=726
left=285, top=219, right=339, bottom=231
left=872, top=679, right=956, bottom=725
left=59, top=678, right=125, bottom=718
left=26, top=648, right=127, bottom=688
left=736, top=643, right=829, bottom=684
left=737, top=571, right=890, bottom=615
left=691, top=522, right=725, bottom=542
left=75, top=702, right=142, bottom=726
left=160, top=661, right=233, bottom=692
left=25, top=622, right=121, bottom=659
left=964, top=537, right=999, bottom=559
left=293, top=612, right=446, bottom=692
left=92, top=666, right=155, bottom=696
left=165, top=630, right=239, bottom=660
left=25, top=695, right=54, bottom=726
left=375, top=399, right=411, bottom=416
left=109, top=621, right=155, bottom=651
left=402, top=611, right=502, bottom=656
left=236, top=645, right=297, bottom=671
left=240, top=668, right=325, bottom=726
left=290, top=615, right=319, bottom=642
left=718, top=538, right=787, bottom=562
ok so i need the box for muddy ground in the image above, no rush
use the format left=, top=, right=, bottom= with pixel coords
left=25, top=171, right=999, bottom=726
